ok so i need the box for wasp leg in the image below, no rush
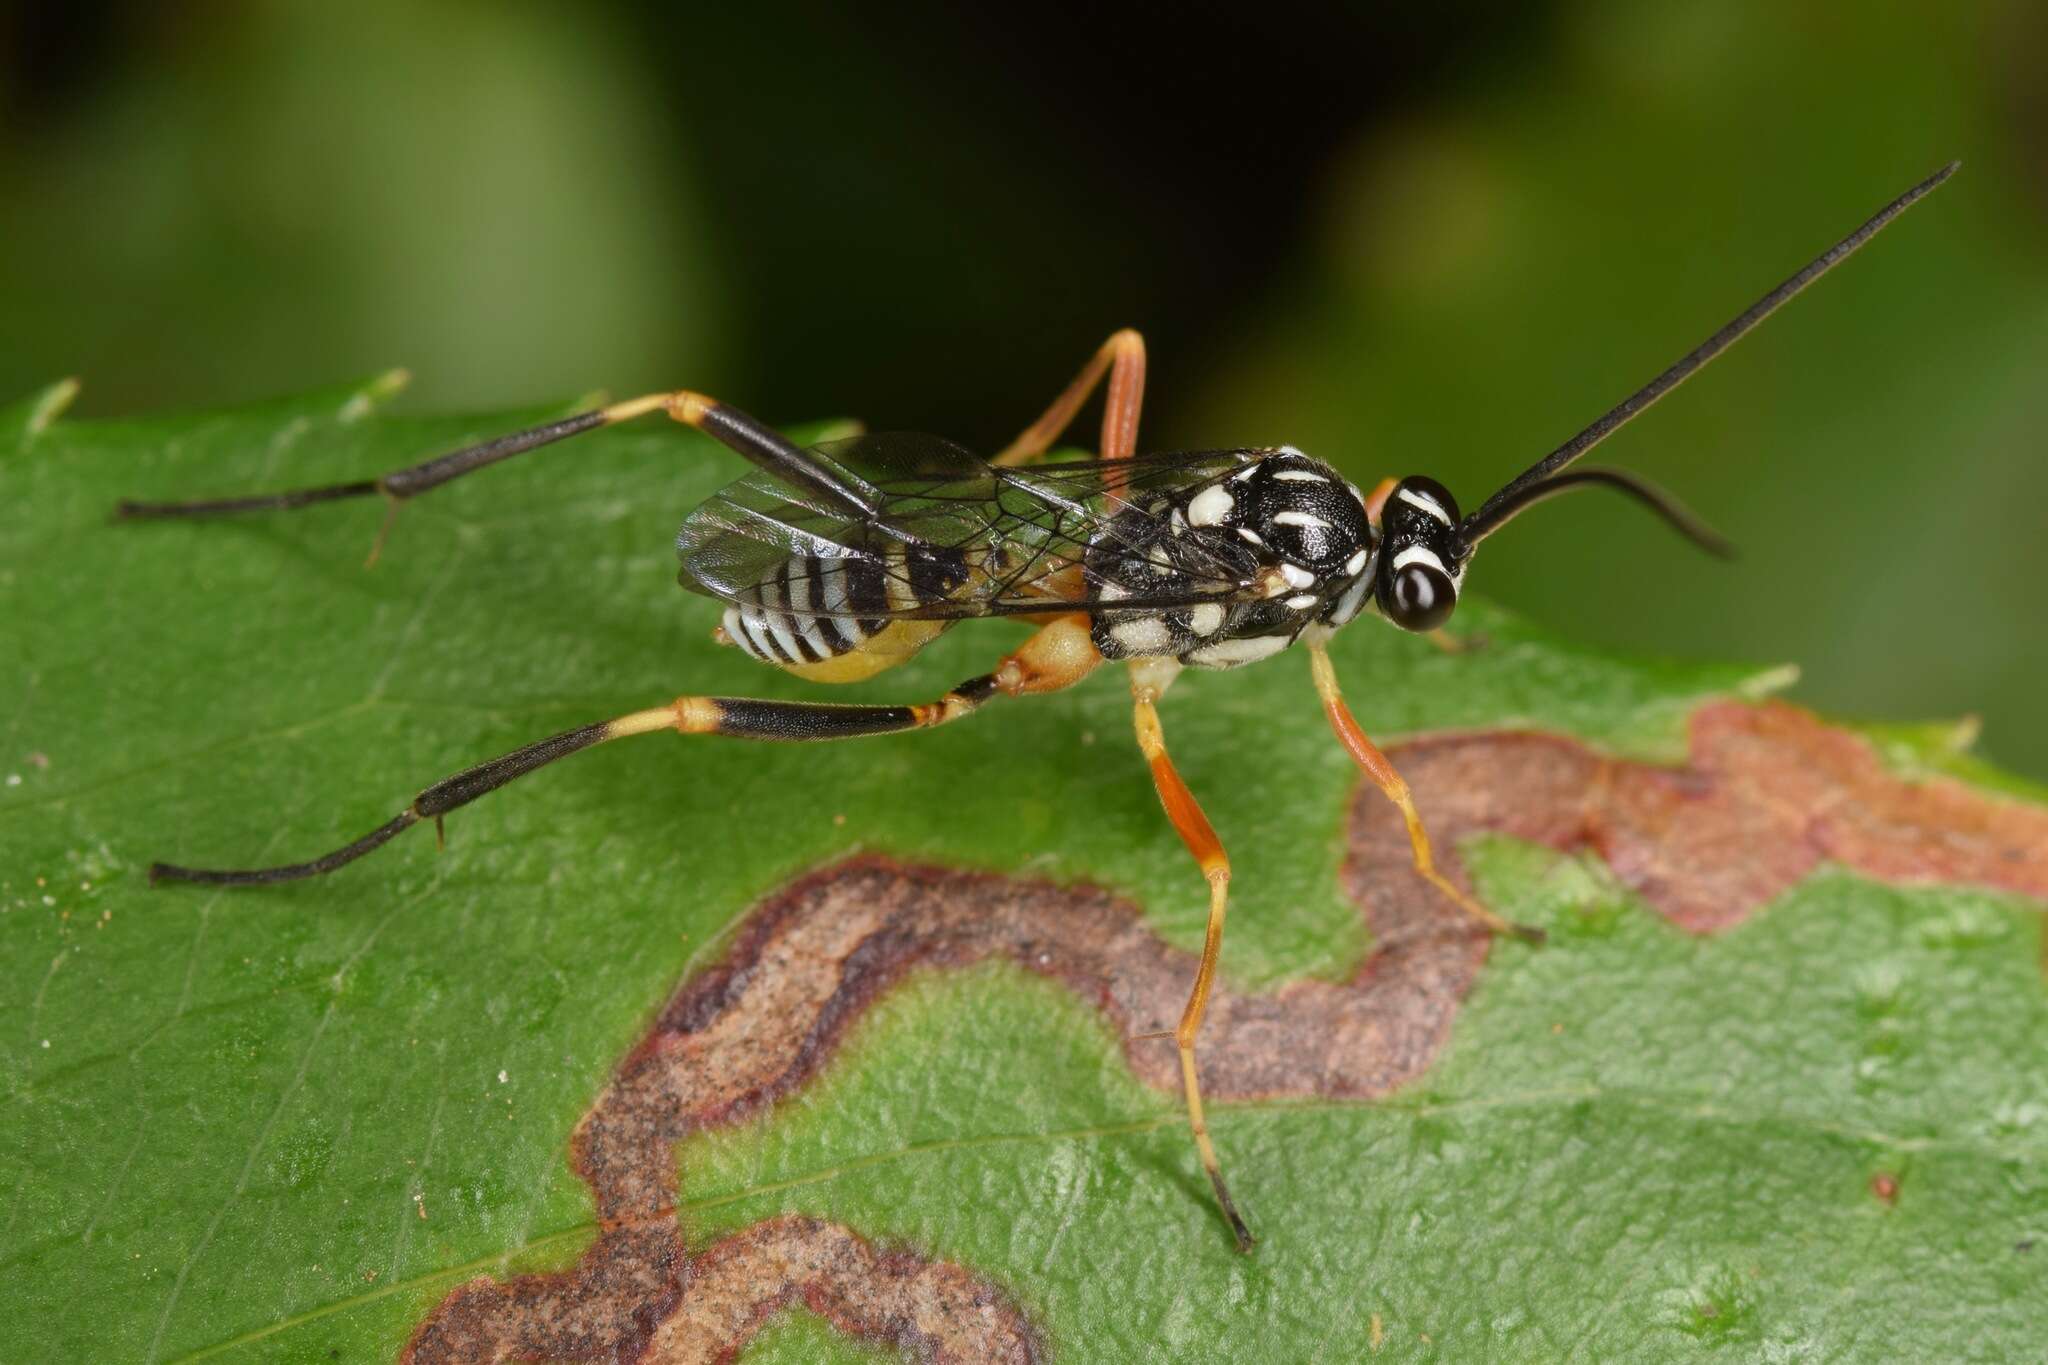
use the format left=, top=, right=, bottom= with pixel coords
left=148, top=617, right=1102, bottom=887
left=1307, top=644, right=1544, bottom=944
left=115, top=389, right=826, bottom=565
left=993, top=328, right=1146, bottom=466
left=1361, top=476, right=1398, bottom=524
left=1423, top=627, right=1489, bottom=655
left=1127, top=660, right=1255, bottom=1253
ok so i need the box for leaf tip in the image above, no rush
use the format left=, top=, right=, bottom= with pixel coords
left=25, top=376, right=81, bottom=439
left=1734, top=662, right=1800, bottom=700
left=339, top=368, right=413, bottom=424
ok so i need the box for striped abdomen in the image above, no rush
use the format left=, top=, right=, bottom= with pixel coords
left=721, top=547, right=969, bottom=683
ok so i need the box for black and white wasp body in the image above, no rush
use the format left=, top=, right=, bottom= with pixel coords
left=115, top=165, right=1958, bottom=1254
left=681, top=436, right=1389, bottom=680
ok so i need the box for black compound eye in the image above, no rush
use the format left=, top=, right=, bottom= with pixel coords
left=1383, top=561, right=1457, bottom=632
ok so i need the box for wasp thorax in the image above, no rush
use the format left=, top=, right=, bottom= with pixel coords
left=1085, top=448, right=1379, bottom=669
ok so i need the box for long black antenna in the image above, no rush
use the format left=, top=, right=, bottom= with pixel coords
left=1463, top=466, right=1735, bottom=556
left=1461, top=161, right=1958, bottom=543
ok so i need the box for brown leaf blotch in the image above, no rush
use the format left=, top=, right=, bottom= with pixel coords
left=405, top=701, right=2048, bottom=1361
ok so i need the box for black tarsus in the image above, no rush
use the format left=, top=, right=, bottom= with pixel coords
left=149, top=720, right=611, bottom=887
left=1463, top=161, right=1959, bottom=541
left=114, top=409, right=610, bottom=522
left=149, top=813, right=418, bottom=886
left=116, top=479, right=379, bottom=520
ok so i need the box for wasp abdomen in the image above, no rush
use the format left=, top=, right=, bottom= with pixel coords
left=723, top=545, right=968, bottom=681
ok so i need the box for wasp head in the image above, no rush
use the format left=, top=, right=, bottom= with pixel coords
left=1368, top=475, right=1469, bottom=633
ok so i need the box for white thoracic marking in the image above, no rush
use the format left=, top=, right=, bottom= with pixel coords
left=1187, top=602, right=1225, bottom=636
left=1098, top=581, right=1131, bottom=601
left=1111, top=616, right=1174, bottom=655
left=1187, top=633, right=1290, bottom=668
left=1285, top=593, right=1318, bottom=609
left=1279, top=562, right=1316, bottom=589
left=1397, top=487, right=1453, bottom=525
left=1232, top=464, right=1259, bottom=482
left=1392, top=545, right=1448, bottom=574
left=1272, top=469, right=1328, bottom=483
left=1187, top=484, right=1235, bottom=527
left=1345, top=549, right=1369, bottom=576
left=1328, top=574, right=1371, bottom=626
left=1237, top=527, right=1265, bottom=547
left=1278, top=444, right=1305, bottom=457
left=1273, top=510, right=1332, bottom=530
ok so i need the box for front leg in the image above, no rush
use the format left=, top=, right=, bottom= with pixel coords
left=1308, top=644, right=1544, bottom=944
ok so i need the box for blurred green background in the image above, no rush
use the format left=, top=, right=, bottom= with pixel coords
left=3, top=0, right=2043, bottom=774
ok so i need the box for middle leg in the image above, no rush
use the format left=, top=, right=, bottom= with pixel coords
left=1128, top=658, right=1255, bottom=1252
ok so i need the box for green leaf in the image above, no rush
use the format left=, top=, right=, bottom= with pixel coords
left=4, top=382, right=2044, bottom=1361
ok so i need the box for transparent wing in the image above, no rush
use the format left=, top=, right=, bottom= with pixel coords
left=676, top=433, right=1272, bottom=620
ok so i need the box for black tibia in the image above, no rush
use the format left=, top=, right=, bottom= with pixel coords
left=710, top=698, right=921, bottom=741
left=114, top=409, right=609, bottom=520
left=689, top=401, right=881, bottom=521
left=707, top=673, right=1001, bottom=741
left=148, top=721, right=612, bottom=887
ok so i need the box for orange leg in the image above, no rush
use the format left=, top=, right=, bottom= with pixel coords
left=1308, top=645, right=1544, bottom=943
left=1129, top=660, right=1254, bottom=1252
left=1362, top=475, right=1398, bottom=524
left=993, top=328, right=1147, bottom=466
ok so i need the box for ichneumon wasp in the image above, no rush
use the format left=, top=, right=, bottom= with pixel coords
left=117, top=163, right=1956, bottom=1251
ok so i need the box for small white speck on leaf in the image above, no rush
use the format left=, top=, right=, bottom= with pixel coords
left=497, top=1070, right=509, bottom=1084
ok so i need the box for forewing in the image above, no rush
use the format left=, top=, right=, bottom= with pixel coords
left=677, top=436, right=1271, bottom=619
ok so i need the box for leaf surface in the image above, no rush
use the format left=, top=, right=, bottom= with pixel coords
left=2, top=382, right=2042, bottom=1361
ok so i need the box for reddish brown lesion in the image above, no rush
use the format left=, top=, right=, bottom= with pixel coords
left=404, top=699, right=2048, bottom=1361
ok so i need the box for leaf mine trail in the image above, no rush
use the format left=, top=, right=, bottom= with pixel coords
left=403, top=701, right=2048, bottom=1363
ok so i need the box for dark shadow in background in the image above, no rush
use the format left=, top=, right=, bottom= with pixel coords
left=615, top=1, right=1547, bottom=445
